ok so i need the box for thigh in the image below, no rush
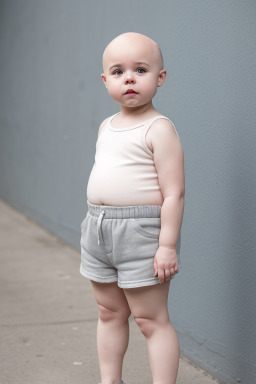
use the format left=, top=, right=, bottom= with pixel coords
left=124, top=281, right=170, bottom=320
left=91, top=281, right=131, bottom=314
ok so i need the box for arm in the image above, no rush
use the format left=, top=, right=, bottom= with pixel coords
left=150, top=119, right=185, bottom=282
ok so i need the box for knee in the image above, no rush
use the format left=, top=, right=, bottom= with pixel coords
left=134, top=315, right=169, bottom=338
left=98, top=304, right=130, bottom=324
left=134, top=317, right=155, bottom=338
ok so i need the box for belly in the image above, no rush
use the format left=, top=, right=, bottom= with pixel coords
left=87, top=166, right=164, bottom=207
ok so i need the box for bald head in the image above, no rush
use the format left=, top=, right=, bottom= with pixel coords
left=102, top=32, right=164, bottom=73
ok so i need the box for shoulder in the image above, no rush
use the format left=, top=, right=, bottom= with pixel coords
left=148, top=117, right=183, bottom=152
left=150, top=117, right=178, bottom=137
left=97, top=115, right=112, bottom=137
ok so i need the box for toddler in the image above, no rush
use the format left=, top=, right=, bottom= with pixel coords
left=80, top=32, right=185, bottom=384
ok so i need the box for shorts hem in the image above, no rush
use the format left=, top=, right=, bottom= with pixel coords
left=118, top=277, right=160, bottom=289
left=80, top=266, right=118, bottom=284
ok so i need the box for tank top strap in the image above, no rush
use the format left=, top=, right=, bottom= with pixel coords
left=100, top=113, right=119, bottom=136
left=108, top=112, right=120, bottom=125
left=142, top=115, right=180, bottom=140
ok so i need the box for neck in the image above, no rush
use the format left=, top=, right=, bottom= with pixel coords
left=120, top=102, right=157, bottom=118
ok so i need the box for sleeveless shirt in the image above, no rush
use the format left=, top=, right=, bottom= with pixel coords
left=87, top=113, right=180, bottom=206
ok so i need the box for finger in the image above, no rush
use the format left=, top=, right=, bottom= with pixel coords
left=154, top=258, right=158, bottom=277
left=164, top=270, right=172, bottom=282
left=164, top=269, right=171, bottom=279
left=158, top=269, right=165, bottom=283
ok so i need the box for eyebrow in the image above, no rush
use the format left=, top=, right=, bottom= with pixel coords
left=109, top=62, right=151, bottom=71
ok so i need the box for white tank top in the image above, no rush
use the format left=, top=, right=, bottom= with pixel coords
left=87, top=113, right=180, bottom=206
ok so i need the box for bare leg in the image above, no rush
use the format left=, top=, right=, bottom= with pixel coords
left=91, top=281, right=131, bottom=384
left=124, top=282, right=179, bottom=384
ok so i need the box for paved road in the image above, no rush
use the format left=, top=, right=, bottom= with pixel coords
left=0, top=199, right=221, bottom=384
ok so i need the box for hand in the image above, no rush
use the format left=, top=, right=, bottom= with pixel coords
left=154, top=246, right=179, bottom=283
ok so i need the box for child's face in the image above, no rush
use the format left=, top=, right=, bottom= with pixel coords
left=101, top=34, right=166, bottom=109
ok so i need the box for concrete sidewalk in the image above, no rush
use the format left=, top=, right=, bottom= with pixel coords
left=0, top=199, right=221, bottom=384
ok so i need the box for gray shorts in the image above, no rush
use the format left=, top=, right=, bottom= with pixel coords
left=80, top=201, right=181, bottom=288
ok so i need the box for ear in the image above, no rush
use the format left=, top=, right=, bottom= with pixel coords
left=157, top=70, right=167, bottom=87
left=101, top=73, right=107, bottom=88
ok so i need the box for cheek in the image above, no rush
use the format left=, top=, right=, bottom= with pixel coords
left=106, top=83, right=121, bottom=101
left=142, top=82, right=158, bottom=97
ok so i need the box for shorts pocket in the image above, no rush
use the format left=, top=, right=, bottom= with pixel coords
left=130, top=217, right=161, bottom=239
left=80, top=212, right=89, bottom=231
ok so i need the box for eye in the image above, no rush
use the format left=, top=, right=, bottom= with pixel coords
left=137, top=68, right=146, bottom=74
left=113, top=69, right=122, bottom=75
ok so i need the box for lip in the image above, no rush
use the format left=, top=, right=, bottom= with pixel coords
left=125, top=89, right=138, bottom=95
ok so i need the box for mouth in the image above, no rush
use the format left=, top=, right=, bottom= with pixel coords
left=125, top=89, right=138, bottom=95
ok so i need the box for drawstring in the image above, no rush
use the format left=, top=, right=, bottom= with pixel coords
left=97, top=209, right=106, bottom=245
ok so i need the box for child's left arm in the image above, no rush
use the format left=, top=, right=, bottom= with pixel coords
left=150, top=119, right=185, bottom=283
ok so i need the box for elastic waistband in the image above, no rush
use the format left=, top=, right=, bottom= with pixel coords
left=87, top=200, right=161, bottom=219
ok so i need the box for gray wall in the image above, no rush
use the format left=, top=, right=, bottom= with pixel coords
left=0, top=1, right=255, bottom=383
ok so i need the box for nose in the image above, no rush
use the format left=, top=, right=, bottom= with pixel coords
left=124, top=71, right=135, bottom=84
